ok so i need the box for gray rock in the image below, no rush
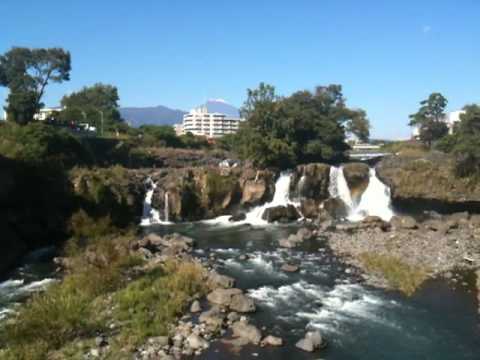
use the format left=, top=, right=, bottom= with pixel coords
left=190, top=300, right=202, bottom=313
left=208, top=272, right=236, bottom=289
left=186, top=334, right=209, bottom=350
left=231, top=321, right=262, bottom=345
left=391, top=215, right=418, bottom=230
left=229, top=294, right=256, bottom=313
left=261, top=335, right=283, bottom=347
left=295, top=331, right=326, bottom=352
left=207, top=288, right=243, bottom=306
left=281, top=264, right=299, bottom=273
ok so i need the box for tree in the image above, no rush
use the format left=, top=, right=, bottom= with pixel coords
left=60, top=83, right=123, bottom=133
left=0, top=47, right=71, bottom=124
left=346, top=109, right=370, bottom=142
left=437, top=105, right=480, bottom=177
left=409, top=93, right=449, bottom=147
left=233, top=83, right=354, bottom=168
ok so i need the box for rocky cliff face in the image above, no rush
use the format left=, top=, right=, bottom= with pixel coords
left=377, top=153, right=480, bottom=212
left=290, top=163, right=331, bottom=219
left=151, top=167, right=276, bottom=222
left=342, top=163, right=370, bottom=204
left=70, top=167, right=146, bottom=227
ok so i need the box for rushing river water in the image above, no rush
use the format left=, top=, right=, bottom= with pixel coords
left=148, top=222, right=480, bottom=360
left=0, top=247, right=57, bottom=321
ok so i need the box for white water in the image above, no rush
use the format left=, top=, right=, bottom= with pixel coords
left=203, top=172, right=299, bottom=226
left=348, top=168, right=394, bottom=222
left=328, top=166, right=394, bottom=222
left=243, top=172, right=299, bottom=225
left=140, top=179, right=170, bottom=226
left=329, top=166, right=355, bottom=211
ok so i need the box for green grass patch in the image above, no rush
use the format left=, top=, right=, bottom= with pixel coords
left=114, top=261, right=207, bottom=347
left=359, top=253, right=429, bottom=296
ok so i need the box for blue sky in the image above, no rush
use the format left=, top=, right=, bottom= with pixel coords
left=0, top=0, right=479, bottom=139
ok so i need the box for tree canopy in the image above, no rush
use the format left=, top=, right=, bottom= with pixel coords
left=60, top=83, right=124, bottom=133
left=409, top=93, right=449, bottom=147
left=0, top=47, right=71, bottom=124
left=437, top=104, right=480, bottom=177
left=232, top=83, right=364, bottom=168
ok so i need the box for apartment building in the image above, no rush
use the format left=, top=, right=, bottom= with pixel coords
left=181, top=105, right=243, bottom=138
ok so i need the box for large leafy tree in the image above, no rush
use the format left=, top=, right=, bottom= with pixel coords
left=346, top=109, right=371, bottom=142
left=235, top=83, right=354, bottom=168
left=0, top=47, right=71, bottom=124
left=60, top=83, right=124, bottom=132
left=409, top=93, right=449, bottom=147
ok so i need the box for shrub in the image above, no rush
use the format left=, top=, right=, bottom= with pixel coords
left=0, top=122, right=92, bottom=167
left=115, top=261, right=207, bottom=346
left=0, top=282, right=97, bottom=360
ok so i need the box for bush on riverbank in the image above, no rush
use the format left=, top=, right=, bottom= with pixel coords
left=359, top=253, right=429, bottom=296
left=0, top=229, right=207, bottom=359
left=114, top=261, right=207, bottom=349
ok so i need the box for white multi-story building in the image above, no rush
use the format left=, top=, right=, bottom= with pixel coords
left=412, top=110, right=465, bottom=138
left=181, top=105, right=243, bottom=138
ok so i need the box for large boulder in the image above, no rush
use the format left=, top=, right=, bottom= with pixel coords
left=231, top=320, right=262, bottom=345
left=262, top=205, right=300, bottom=223
left=343, top=163, right=370, bottom=202
left=323, top=198, right=349, bottom=219
left=207, top=288, right=243, bottom=307
left=240, top=169, right=276, bottom=207
left=290, top=163, right=331, bottom=202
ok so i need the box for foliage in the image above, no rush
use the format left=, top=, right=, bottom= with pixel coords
left=115, top=261, right=207, bottom=346
left=409, top=93, right=449, bottom=147
left=0, top=122, right=93, bottom=167
left=360, top=253, right=429, bottom=296
left=346, top=109, right=371, bottom=142
left=381, top=140, right=428, bottom=157
left=139, top=125, right=182, bottom=147
left=232, top=83, right=363, bottom=168
left=179, top=132, right=210, bottom=149
left=203, top=171, right=237, bottom=211
left=0, top=47, right=71, bottom=124
left=60, top=83, right=124, bottom=133
left=437, top=105, right=480, bottom=177
left=0, top=230, right=142, bottom=360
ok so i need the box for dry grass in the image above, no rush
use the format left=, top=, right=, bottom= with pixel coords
left=359, top=253, right=429, bottom=296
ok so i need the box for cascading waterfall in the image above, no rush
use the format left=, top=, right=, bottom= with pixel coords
left=244, top=172, right=298, bottom=225
left=348, top=168, right=394, bottom=222
left=328, top=166, right=394, bottom=222
left=203, top=172, right=299, bottom=226
left=329, top=166, right=355, bottom=214
left=140, top=178, right=169, bottom=226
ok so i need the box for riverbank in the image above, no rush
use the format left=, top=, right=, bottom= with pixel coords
left=325, top=213, right=480, bottom=295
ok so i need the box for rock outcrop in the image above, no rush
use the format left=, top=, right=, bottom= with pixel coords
left=262, top=205, right=301, bottom=223
left=377, top=153, right=480, bottom=213
left=343, top=162, right=370, bottom=202
left=151, top=167, right=276, bottom=222
left=290, top=163, right=331, bottom=202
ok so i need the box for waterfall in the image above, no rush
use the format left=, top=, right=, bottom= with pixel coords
left=329, top=166, right=354, bottom=214
left=348, top=168, right=394, bottom=222
left=140, top=178, right=170, bottom=226
left=164, top=192, right=170, bottom=223
left=244, top=172, right=298, bottom=225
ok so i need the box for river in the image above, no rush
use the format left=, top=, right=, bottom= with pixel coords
left=146, top=222, right=480, bottom=360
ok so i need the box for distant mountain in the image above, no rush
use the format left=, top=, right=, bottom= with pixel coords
left=119, top=105, right=186, bottom=127
left=202, top=99, right=241, bottom=118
